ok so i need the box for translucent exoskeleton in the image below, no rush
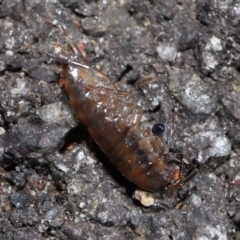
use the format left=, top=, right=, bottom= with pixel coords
left=46, top=27, right=195, bottom=193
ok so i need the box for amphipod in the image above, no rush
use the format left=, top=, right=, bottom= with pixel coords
left=47, top=28, right=194, bottom=193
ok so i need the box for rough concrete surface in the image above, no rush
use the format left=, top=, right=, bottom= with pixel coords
left=0, top=0, right=240, bottom=239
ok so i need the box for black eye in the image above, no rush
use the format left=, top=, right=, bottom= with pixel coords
left=152, top=123, right=165, bottom=136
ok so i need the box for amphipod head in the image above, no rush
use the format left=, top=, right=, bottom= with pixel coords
left=164, top=160, right=197, bottom=190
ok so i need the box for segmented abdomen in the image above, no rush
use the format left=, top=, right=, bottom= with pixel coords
left=64, top=67, right=171, bottom=192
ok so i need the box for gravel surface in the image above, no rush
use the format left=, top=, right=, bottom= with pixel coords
left=0, top=0, right=240, bottom=239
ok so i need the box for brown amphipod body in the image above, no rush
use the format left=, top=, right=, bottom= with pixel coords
left=49, top=30, right=193, bottom=193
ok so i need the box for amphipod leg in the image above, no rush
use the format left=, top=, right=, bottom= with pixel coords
left=59, top=25, right=90, bottom=65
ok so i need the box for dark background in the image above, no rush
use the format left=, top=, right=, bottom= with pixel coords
left=0, top=0, right=240, bottom=239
